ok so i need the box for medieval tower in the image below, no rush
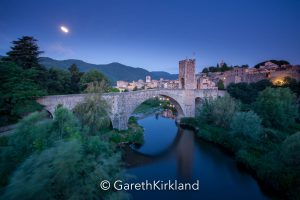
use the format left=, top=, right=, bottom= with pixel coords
left=179, top=59, right=196, bottom=89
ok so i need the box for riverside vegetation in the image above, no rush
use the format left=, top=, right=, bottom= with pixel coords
left=0, top=36, right=119, bottom=127
left=0, top=35, right=174, bottom=200
left=181, top=80, right=300, bottom=200
left=0, top=36, right=144, bottom=199
left=0, top=88, right=144, bottom=199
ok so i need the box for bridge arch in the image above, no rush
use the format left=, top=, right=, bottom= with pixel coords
left=128, top=94, right=185, bottom=119
left=37, top=89, right=224, bottom=130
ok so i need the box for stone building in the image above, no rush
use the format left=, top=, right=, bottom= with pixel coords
left=209, top=64, right=300, bottom=88
left=146, top=75, right=151, bottom=83
left=179, top=59, right=196, bottom=89
left=196, top=74, right=217, bottom=89
left=116, top=81, right=128, bottom=88
left=162, top=80, right=179, bottom=89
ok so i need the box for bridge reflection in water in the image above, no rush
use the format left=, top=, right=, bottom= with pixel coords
left=176, top=129, right=195, bottom=180
left=123, top=111, right=195, bottom=180
left=123, top=112, right=271, bottom=200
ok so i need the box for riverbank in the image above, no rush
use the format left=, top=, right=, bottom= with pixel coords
left=107, top=116, right=144, bottom=145
left=180, top=117, right=300, bottom=200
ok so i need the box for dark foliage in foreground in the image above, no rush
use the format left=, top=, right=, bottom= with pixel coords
left=0, top=104, right=143, bottom=199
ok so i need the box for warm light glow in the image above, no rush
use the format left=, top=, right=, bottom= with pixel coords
left=272, top=78, right=285, bottom=86
left=60, top=26, right=69, bottom=33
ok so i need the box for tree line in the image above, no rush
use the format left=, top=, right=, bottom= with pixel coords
left=0, top=36, right=116, bottom=126
left=202, top=62, right=249, bottom=73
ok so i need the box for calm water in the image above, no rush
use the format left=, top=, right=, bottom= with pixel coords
left=126, top=114, right=271, bottom=200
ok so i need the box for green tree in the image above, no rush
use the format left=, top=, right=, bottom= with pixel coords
left=250, top=79, right=273, bottom=92
left=230, top=111, right=262, bottom=140
left=52, top=107, right=81, bottom=140
left=202, top=68, right=209, bottom=73
left=197, top=94, right=240, bottom=128
left=6, top=36, right=44, bottom=70
left=74, top=81, right=111, bottom=135
left=227, top=83, right=255, bottom=104
left=227, top=79, right=272, bottom=104
left=0, top=112, right=51, bottom=187
left=5, top=36, right=48, bottom=89
left=217, top=80, right=225, bottom=90
left=280, top=132, right=300, bottom=166
left=282, top=76, right=299, bottom=96
left=0, top=62, right=46, bottom=125
left=254, top=87, right=298, bottom=129
left=68, top=63, right=82, bottom=93
left=2, top=140, right=126, bottom=200
left=46, top=68, right=72, bottom=94
left=80, top=69, right=109, bottom=91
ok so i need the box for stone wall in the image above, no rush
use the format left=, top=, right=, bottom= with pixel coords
left=37, top=89, right=224, bottom=130
left=179, top=59, right=196, bottom=89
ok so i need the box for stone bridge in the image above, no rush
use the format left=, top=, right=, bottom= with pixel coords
left=37, top=89, right=225, bottom=130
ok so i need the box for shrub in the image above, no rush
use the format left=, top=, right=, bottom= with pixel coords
left=2, top=140, right=126, bottom=200
left=180, top=117, right=198, bottom=128
left=254, top=87, right=298, bottom=129
left=0, top=112, right=52, bottom=187
left=73, top=94, right=111, bottom=135
left=197, top=94, right=240, bottom=128
left=280, top=132, right=300, bottom=166
left=262, top=128, right=287, bottom=143
left=217, top=80, right=225, bottom=90
left=227, top=79, right=272, bottom=104
left=230, top=111, right=262, bottom=140
left=53, top=106, right=81, bottom=140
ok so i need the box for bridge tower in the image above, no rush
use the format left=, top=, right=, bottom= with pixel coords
left=179, top=59, right=196, bottom=89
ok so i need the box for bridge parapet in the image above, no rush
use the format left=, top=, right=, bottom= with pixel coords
left=37, top=89, right=224, bottom=130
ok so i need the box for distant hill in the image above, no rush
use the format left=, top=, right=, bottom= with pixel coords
left=254, top=60, right=290, bottom=68
left=38, top=57, right=178, bottom=84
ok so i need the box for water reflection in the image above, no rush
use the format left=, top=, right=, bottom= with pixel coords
left=125, top=112, right=271, bottom=200
left=176, top=129, right=194, bottom=180
left=131, top=112, right=178, bottom=155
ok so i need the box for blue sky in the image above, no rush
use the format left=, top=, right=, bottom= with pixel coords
left=0, top=0, right=299, bottom=73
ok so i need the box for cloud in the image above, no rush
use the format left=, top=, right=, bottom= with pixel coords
left=45, top=43, right=75, bottom=58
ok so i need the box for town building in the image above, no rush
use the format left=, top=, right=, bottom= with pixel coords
left=146, top=75, right=151, bottom=83
left=208, top=61, right=300, bottom=88
left=116, top=60, right=299, bottom=92
left=196, top=74, right=217, bottom=89
left=116, top=81, right=128, bottom=89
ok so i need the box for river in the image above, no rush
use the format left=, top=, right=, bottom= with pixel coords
left=125, top=112, right=272, bottom=200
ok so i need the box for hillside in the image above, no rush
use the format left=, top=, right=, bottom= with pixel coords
left=38, top=57, right=178, bottom=83
left=254, top=60, right=290, bottom=68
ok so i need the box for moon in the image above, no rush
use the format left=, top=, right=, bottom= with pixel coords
left=60, top=26, right=69, bottom=33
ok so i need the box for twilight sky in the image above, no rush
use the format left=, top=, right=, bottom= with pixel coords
left=0, top=0, right=299, bottom=73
